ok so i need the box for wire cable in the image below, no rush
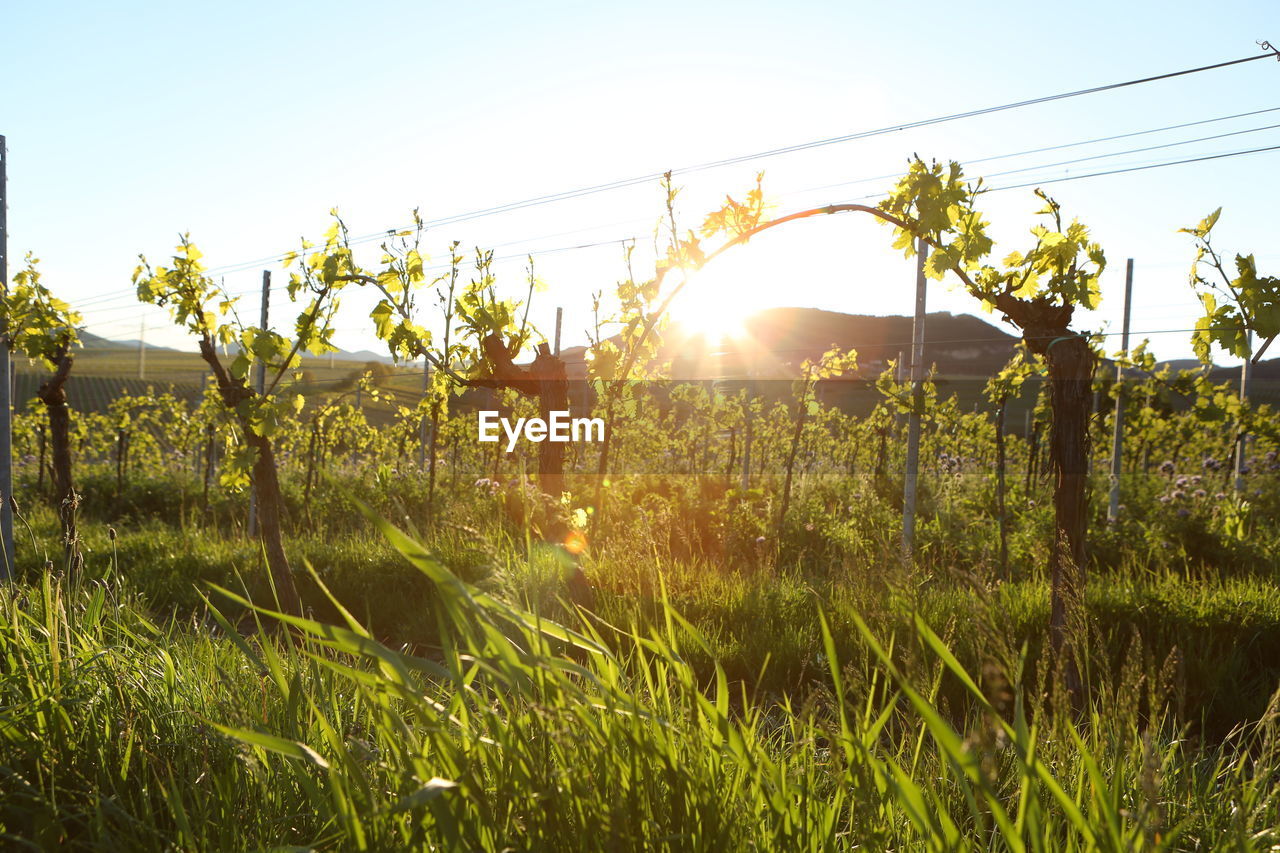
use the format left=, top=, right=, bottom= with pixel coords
left=789, top=106, right=1280, bottom=197
left=990, top=142, right=1280, bottom=192
left=197, top=48, right=1280, bottom=277
left=67, top=51, right=1280, bottom=332
left=72, top=95, right=1280, bottom=311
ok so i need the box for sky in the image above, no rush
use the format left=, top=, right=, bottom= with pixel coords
left=3, top=0, right=1278, bottom=366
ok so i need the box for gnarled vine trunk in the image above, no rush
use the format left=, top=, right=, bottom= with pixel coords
left=533, top=345, right=568, bottom=497
left=478, top=334, right=569, bottom=496
left=994, top=398, right=1008, bottom=580
left=1004, top=300, right=1094, bottom=699
left=197, top=337, right=303, bottom=617
left=991, top=295, right=1094, bottom=700
left=1040, top=333, right=1093, bottom=643
left=245, top=430, right=303, bottom=616
left=426, top=400, right=441, bottom=523
left=37, top=349, right=79, bottom=572
left=779, top=381, right=811, bottom=529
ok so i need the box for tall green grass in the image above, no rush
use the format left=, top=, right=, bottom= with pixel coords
left=7, top=512, right=1279, bottom=849
left=0, top=572, right=359, bottom=849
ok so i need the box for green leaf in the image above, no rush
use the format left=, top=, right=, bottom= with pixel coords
left=386, top=778, right=458, bottom=814
left=211, top=724, right=330, bottom=769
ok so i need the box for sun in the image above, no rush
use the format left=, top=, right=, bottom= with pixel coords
left=674, top=290, right=749, bottom=342
left=667, top=257, right=762, bottom=343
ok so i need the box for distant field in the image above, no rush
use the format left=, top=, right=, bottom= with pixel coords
left=17, top=342, right=1280, bottom=436
left=14, top=346, right=429, bottom=422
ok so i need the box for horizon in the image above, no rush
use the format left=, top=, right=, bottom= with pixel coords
left=4, top=0, right=1278, bottom=366
left=10, top=6, right=1280, bottom=848
left=66, top=304, right=1244, bottom=373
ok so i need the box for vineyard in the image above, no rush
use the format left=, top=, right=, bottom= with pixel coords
left=3, top=173, right=1280, bottom=850
left=6, top=17, right=1280, bottom=849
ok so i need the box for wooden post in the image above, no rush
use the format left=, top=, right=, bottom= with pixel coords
left=304, top=417, right=319, bottom=516
left=36, top=423, right=46, bottom=496
left=418, top=357, right=429, bottom=469
left=532, top=342, right=568, bottom=496
left=553, top=306, right=563, bottom=356
left=902, top=239, right=928, bottom=560
left=1107, top=259, right=1134, bottom=522
left=0, top=135, right=13, bottom=580
left=116, top=428, right=126, bottom=496
left=995, top=399, right=1008, bottom=579
left=1236, top=330, right=1253, bottom=494
left=894, top=349, right=905, bottom=430
left=725, top=427, right=736, bottom=480
left=201, top=422, right=214, bottom=513
left=248, top=270, right=269, bottom=538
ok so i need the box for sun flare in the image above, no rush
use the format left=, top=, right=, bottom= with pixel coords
left=667, top=257, right=766, bottom=343
left=675, top=292, right=749, bottom=342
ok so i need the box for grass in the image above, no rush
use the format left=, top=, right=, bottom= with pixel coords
left=4, top=448, right=1280, bottom=849
left=7, top=324, right=1279, bottom=848
left=5, top=515, right=1280, bottom=849
left=18, top=493, right=1280, bottom=741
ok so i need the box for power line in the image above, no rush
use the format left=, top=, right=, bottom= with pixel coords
left=989, top=142, right=1280, bottom=192
left=673, top=52, right=1279, bottom=175
left=828, top=141, right=1280, bottom=204
left=979, top=121, right=1280, bottom=181
left=75, top=217, right=648, bottom=312
left=77, top=136, right=1280, bottom=337
left=76, top=236, right=636, bottom=322
left=965, top=105, right=1280, bottom=166
left=78, top=101, right=1280, bottom=318
left=195, top=47, right=1278, bottom=277
left=68, top=51, right=1280, bottom=325
left=789, top=106, right=1280, bottom=196
left=406, top=142, right=1280, bottom=277
left=80, top=126, right=1280, bottom=322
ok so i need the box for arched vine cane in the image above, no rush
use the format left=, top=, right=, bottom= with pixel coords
left=590, top=203, right=972, bottom=553
left=596, top=197, right=1098, bottom=685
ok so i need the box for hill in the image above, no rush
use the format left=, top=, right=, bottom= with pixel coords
left=551, top=307, right=1019, bottom=382
left=79, top=330, right=178, bottom=353
left=34, top=309, right=1280, bottom=421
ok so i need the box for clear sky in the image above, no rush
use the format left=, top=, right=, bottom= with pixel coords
left=3, top=0, right=1278, bottom=364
